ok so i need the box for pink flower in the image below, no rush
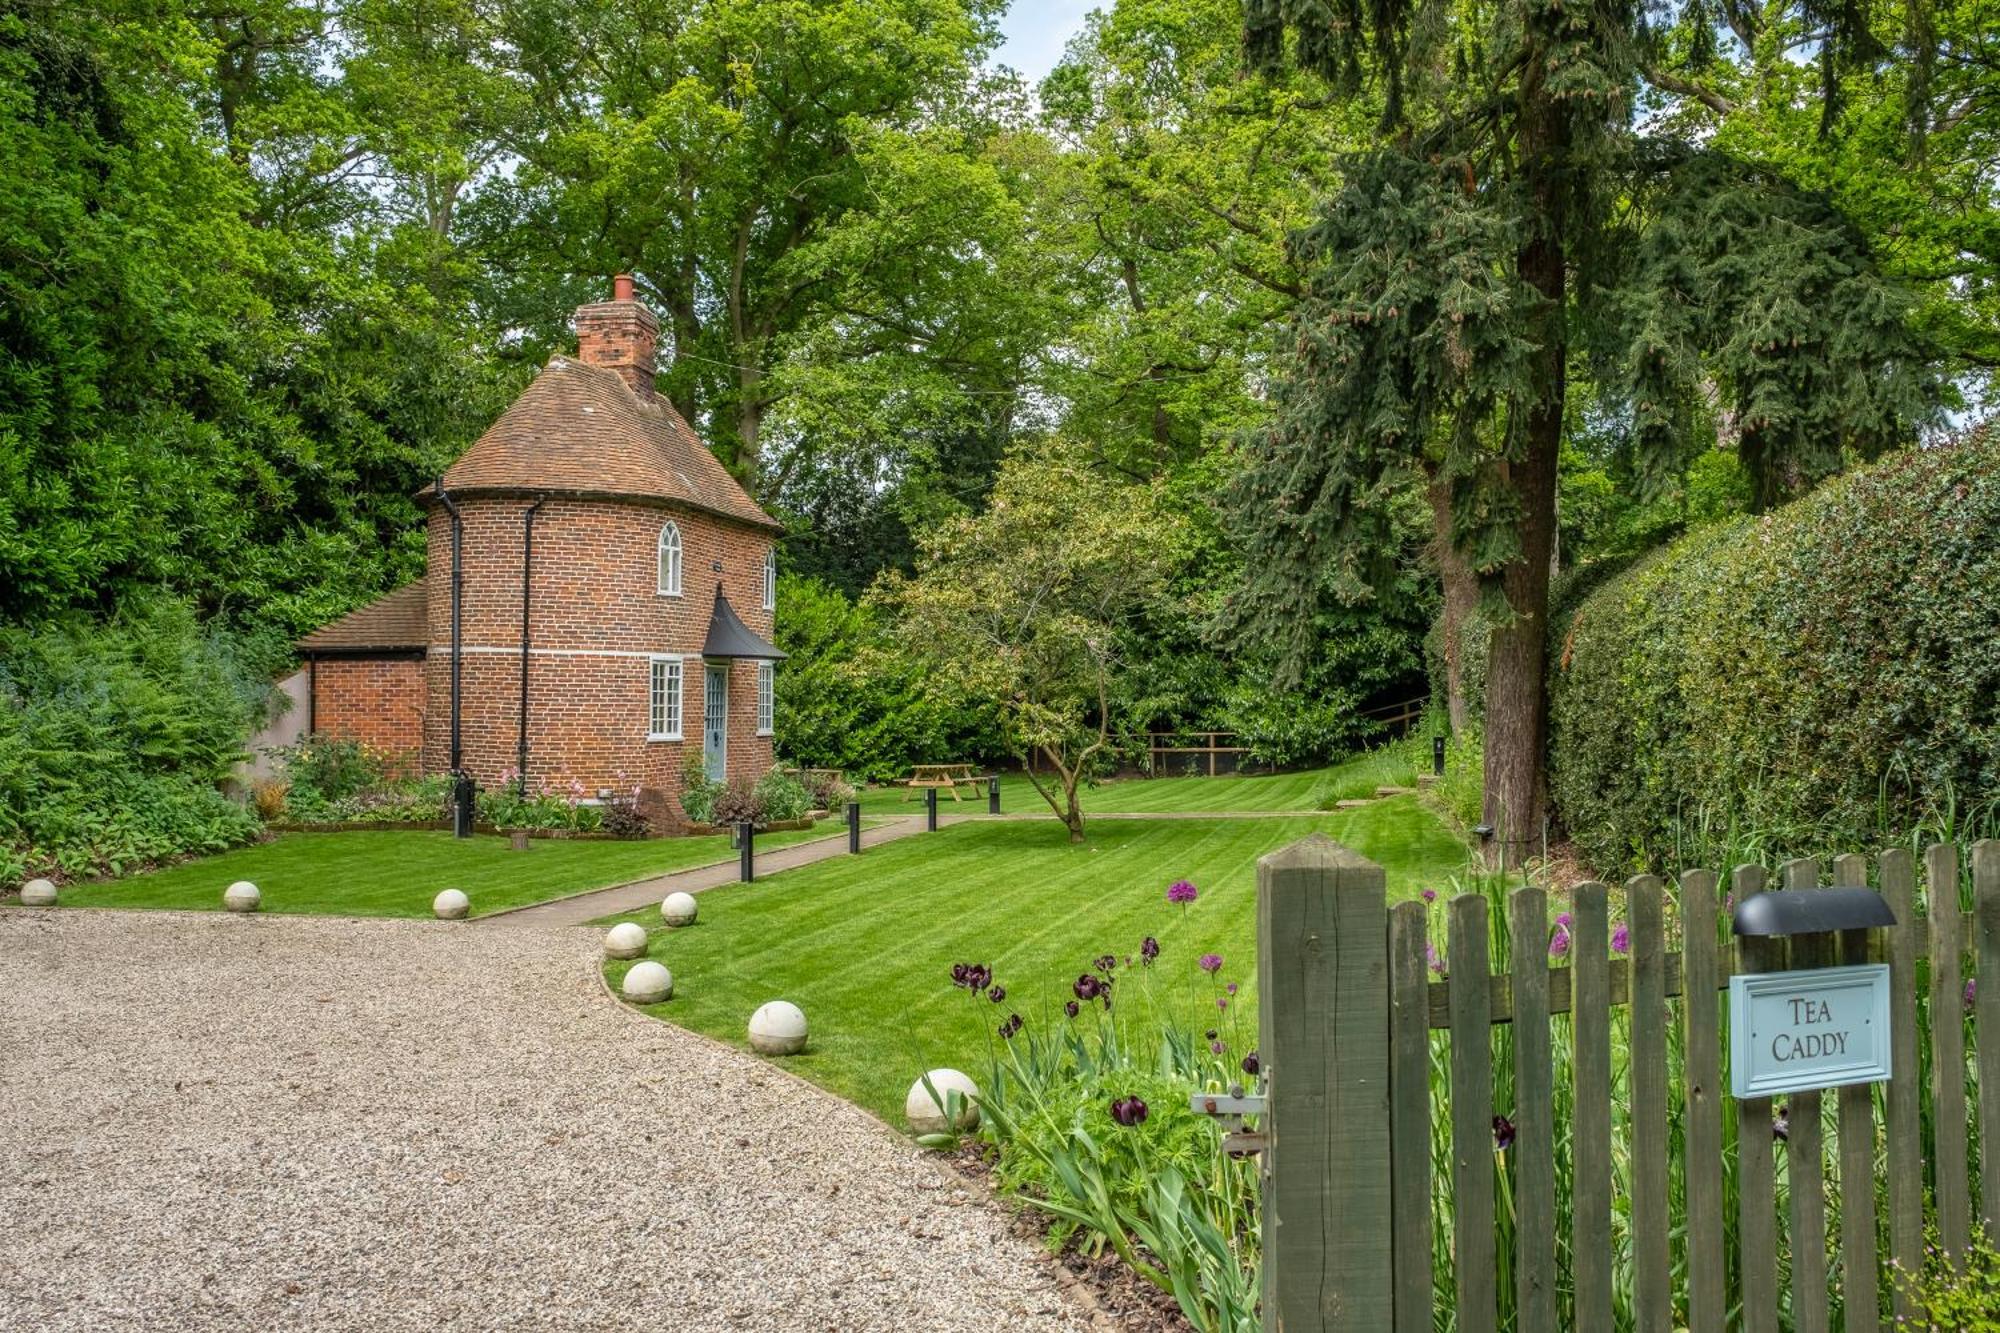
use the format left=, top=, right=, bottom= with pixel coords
left=1198, top=953, right=1223, bottom=974
left=1421, top=888, right=1437, bottom=903
left=1612, top=922, right=1631, bottom=955
left=1548, top=925, right=1572, bottom=959
left=1555, top=912, right=1573, bottom=928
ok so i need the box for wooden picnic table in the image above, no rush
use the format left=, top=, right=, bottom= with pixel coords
left=905, top=763, right=979, bottom=801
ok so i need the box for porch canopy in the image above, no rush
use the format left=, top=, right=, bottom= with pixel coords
left=702, top=589, right=786, bottom=660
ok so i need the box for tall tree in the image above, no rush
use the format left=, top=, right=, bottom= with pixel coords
left=1228, top=0, right=1939, bottom=862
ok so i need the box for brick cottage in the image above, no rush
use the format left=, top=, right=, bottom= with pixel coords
left=293, top=276, right=784, bottom=822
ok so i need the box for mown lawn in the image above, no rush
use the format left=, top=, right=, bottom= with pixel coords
left=42, top=823, right=851, bottom=918
left=849, top=744, right=1431, bottom=817
left=602, top=795, right=1470, bottom=1124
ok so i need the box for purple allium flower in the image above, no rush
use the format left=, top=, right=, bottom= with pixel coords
left=987, top=984, right=1006, bottom=1003
left=1167, top=879, right=1198, bottom=905
left=1556, top=912, right=1573, bottom=928
left=1493, top=1114, right=1516, bottom=1151
left=1241, top=1051, right=1261, bottom=1077
left=1426, top=942, right=1447, bottom=977
left=1216, top=996, right=1229, bottom=1011
left=1548, top=925, right=1571, bottom=959
left=1109, top=1096, right=1150, bottom=1127
left=1198, top=952, right=1224, bottom=974
left=1064, top=1000, right=1080, bottom=1019
left=1073, top=973, right=1101, bottom=1002
left=1210, top=1040, right=1226, bottom=1055
left=1140, top=936, right=1160, bottom=964
left=1225, top=981, right=1239, bottom=996
left=1612, top=922, right=1631, bottom=955
left=1967, top=978, right=1978, bottom=1012
left=1421, top=888, right=1438, bottom=903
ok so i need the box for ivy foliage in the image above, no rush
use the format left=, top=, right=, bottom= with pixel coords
left=1548, top=424, right=2000, bottom=873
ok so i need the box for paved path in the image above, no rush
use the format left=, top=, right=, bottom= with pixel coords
left=0, top=910, right=1092, bottom=1333
left=492, top=816, right=931, bottom=927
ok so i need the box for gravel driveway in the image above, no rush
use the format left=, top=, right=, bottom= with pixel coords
left=0, top=910, right=1093, bottom=1333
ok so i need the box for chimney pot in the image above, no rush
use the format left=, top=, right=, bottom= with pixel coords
left=612, top=272, right=635, bottom=303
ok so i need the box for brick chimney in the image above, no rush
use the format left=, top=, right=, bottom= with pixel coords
left=573, top=274, right=658, bottom=398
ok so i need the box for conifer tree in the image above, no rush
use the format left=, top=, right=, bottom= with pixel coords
left=1227, top=0, right=1938, bottom=863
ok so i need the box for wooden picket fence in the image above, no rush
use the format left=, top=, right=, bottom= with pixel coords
left=1253, top=836, right=2000, bottom=1332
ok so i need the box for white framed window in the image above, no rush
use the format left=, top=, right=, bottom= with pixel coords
left=657, top=522, right=683, bottom=596
left=762, top=549, right=777, bottom=611
left=756, top=661, right=775, bottom=735
left=648, top=655, right=684, bottom=739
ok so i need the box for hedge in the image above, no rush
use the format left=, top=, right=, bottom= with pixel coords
left=1548, top=427, right=2000, bottom=873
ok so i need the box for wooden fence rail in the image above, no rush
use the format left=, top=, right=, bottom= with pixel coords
left=1257, top=835, right=2000, bottom=1332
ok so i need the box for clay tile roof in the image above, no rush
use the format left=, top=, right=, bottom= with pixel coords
left=297, top=581, right=427, bottom=653
left=433, top=357, right=781, bottom=530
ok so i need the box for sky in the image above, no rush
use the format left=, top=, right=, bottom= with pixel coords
left=992, top=0, right=1095, bottom=81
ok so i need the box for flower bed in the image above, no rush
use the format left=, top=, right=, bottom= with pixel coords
left=938, top=877, right=1262, bottom=1333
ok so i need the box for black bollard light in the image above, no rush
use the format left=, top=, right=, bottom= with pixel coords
left=988, top=775, right=1000, bottom=815
left=1432, top=735, right=1447, bottom=777
left=738, top=820, right=754, bottom=882
left=846, top=801, right=861, bottom=854
left=926, top=786, right=938, bottom=832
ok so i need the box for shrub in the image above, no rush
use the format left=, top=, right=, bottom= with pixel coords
left=268, top=737, right=389, bottom=815
left=0, top=601, right=272, bottom=885
left=800, top=768, right=856, bottom=811
left=774, top=574, right=1003, bottom=783
left=1549, top=427, right=2000, bottom=874
left=754, top=769, right=812, bottom=822
left=708, top=777, right=766, bottom=828
left=475, top=783, right=603, bottom=833
left=679, top=750, right=723, bottom=825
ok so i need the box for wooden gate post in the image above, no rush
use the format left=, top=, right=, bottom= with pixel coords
left=1256, top=834, right=1393, bottom=1330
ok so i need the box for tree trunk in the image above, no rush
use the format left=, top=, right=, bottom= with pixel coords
left=1482, top=71, right=1569, bottom=869
left=1427, top=469, right=1479, bottom=736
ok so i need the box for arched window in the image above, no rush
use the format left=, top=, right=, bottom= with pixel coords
left=763, top=550, right=777, bottom=611
left=657, top=522, right=683, bottom=596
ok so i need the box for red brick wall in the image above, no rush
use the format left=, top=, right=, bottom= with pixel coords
left=312, top=657, right=424, bottom=775
left=420, top=496, right=776, bottom=818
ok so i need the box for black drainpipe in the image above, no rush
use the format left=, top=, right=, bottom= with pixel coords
left=433, top=478, right=470, bottom=835
left=516, top=495, right=547, bottom=795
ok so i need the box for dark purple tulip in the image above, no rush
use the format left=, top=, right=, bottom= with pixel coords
left=1094, top=953, right=1117, bottom=976
left=999, top=1013, right=1024, bottom=1039
left=1073, top=973, right=1101, bottom=1001
left=987, top=984, right=1006, bottom=1003
left=1205, top=1029, right=1218, bottom=1041
left=1210, top=1040, right=1225, bottom=1055
left=1773, top=1106, right=1790, bottom=1142
left=1064, top=1000, right=1080, bottom=1019
left=950, top=963, right=970, bottom=987
left=1493, top=1114, right=1516, bottom=1151
left=968, top=963, right=992, bottom=991
left=1140, top=936, right=1160, bottom=964
left=1109, top=1096, right=1150, bottom=1127
left=1241, top=1051, right=1261, bottom=1077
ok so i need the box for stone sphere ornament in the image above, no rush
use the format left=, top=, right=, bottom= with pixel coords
left=905, top=1069, right=980, bottom=1135
left=603, top=922, right=648, bottom=960
left=223, top=881, right=261, bottom=913
left=747, top=1000, right=808, bottom=1056
left=432, top=889, right=470, bottom=920
left=17, top=878, right=58, bottom=907
left=660, top=892, right=698, bottom=927
left=621, top=960, right=673, bottom=1004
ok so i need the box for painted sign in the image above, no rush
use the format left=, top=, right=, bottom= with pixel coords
left=1728, top=963, right=1892, bottom=1098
